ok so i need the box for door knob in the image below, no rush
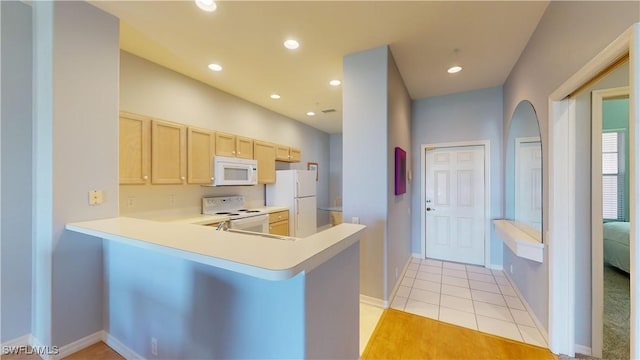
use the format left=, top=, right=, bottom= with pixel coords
left=426, top=207, right=435, bottom=211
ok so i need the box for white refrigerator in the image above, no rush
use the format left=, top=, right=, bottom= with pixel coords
left=266, top=170, right=317, bottom=237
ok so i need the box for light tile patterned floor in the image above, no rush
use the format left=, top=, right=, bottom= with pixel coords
left=390, top=257, right=548, bottom=347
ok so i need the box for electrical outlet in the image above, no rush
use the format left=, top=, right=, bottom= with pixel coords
left=88, top=190, right=103, bottom=205
left=351, top=217, right=359, bottom=224
left=151, top=337, right=158, bottom=356
left=509, top=264, right=513, bottom=274
left=169, top=194, right=176, bottom=205
left=127, top=197, right=136, bottom=208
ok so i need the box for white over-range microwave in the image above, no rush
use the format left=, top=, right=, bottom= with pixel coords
left=211, top=156, right=258, bottom=186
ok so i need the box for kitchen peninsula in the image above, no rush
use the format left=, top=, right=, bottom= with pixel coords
left=66, top=218, right=365, bottom=359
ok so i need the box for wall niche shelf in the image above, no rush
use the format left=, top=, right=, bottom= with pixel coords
left=493, top=219, right=543, bottom=263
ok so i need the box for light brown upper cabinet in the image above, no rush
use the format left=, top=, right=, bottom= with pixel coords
left=254, top=140, right=276, bottom=184
left=151, top=119, right=187, bottom=184
left=119, top=112, right=150, bottom=185
left=275, top=145, right=301, bottom=163
left=187, top=127, right=215, bottom=184
left=215, top=132, right=254, bottom=159
left=236, top=136, right=254, bottom=159
left=289, top=147, right=301, bottom=162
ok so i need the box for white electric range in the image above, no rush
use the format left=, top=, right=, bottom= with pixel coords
left=202, top=196, right=268, bottom=233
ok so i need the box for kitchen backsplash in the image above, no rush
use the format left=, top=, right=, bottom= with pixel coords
left=119, top=184, right=265, bottom=219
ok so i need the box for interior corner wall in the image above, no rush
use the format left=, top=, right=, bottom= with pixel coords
left=32, top=1, right=119, bottom=347
left=386, top=50, right=412, bottom=299
left=1, top=0, right=33, bottom=343
left=502, top=1, right=639, bottom=339
left=343, top=45, right=388, bottom=301
left=410, top=86, right=504, bottom=266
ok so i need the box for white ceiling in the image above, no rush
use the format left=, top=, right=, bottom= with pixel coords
left=91, top=1, right=549, bottom=134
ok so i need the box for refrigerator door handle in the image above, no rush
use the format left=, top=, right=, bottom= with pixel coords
left=296, top=181, right=300, bottom=197
left=296, top=199, right=300, bottom=215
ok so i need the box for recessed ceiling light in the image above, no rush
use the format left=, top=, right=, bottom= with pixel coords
left=208, top=63, right=222, bottom=72
left=195, top=0, right=217, bottom=12
left=306, top=112, right=315, bottom=116
left=329, top=80, right=341, bottom=86
left=283, top=39, right=300, bottom=50
left=447, top=66, right=462, bottom=74
left=270, top=93, right=281, bottom=100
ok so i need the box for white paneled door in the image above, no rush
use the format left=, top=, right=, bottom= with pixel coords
left=425, top=146, right=485, bottom=265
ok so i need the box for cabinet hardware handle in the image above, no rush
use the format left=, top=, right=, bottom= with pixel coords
left=143, top=175, right=148, bottom=180
left=181, top=176, right=185, bottom=180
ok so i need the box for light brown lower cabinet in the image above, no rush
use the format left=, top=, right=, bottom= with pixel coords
left=269, top=210, right=289, bottom=236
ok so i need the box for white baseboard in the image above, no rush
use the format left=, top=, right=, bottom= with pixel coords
left=1, top=333, right=31, bottom=349
left=14, top=331, right=143, bottom=360
left=360, top=294, right=387, bottom=308
left=574, top=344, right=592, bottom=356
left=52, top=331, right=104, bottom=360
left=387, top=256, right=413, bottom=305
left=104, top=332, right=145, bottom=360
left=503, top=271, right=549, bottom=344
left=29, top=334, right=53, bottom=360
left=488, top=264, right=503, bottom=271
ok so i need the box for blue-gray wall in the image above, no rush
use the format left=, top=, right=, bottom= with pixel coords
left=503, top=0, right=639, bottom=343
left=30, top=1, right=120, bottom=346
left=411, top=86, right=504, bottom=267
left=343, top=46, right=389, bottom=301
left=386, top=50, right=413, bottom=298
left=343, top=45, right=412, bottom=302
left=1, top=0, right=32, bottom=343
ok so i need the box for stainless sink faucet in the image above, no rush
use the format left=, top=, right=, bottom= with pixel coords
left=215, top=221, right=228, bottom=231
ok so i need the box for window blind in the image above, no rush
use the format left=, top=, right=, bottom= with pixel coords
left=602, top=131, right=625, bottom=220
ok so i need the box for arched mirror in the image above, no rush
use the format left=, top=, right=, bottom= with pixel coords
left=505, top=100, right=542, bottom=242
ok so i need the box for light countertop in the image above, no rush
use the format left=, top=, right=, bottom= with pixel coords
left=66, top=216, right=365, bottom=281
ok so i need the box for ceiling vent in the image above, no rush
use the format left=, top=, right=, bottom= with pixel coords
left=321, top=108, right=336, bottom=114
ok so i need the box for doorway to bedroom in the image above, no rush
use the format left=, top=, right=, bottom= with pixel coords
left=591, top=80, right=630, bottom=358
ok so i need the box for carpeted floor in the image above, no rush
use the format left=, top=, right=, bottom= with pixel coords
left=603, top=264, right=629, bottom=360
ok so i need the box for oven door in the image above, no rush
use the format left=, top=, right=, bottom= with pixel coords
left=229, top=214, right=269, bottom=233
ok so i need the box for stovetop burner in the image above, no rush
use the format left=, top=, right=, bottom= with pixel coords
left=216, top=211, right=240, bottom=216
left=203, top=196, right=266, bottom=219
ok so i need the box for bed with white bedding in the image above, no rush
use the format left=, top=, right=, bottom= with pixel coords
left=603, top=221, right=630, bottom=274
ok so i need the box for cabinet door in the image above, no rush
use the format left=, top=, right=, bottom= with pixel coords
left=289, top=147, right=301, bottom=162
left=269, top=220, right=289, bottom=236
left=187, top=127, right=215, bottom=184
left=119, top=112, right=150, bottom=184
left=275, top=145, right=291, bottom=161
left=254, top=140, right=276, bottom=184
left=215, top=132, right=236, bottom=157
left=236, top=136, right=254, bottom=159
left=151, top=119, right=186, bottom=184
